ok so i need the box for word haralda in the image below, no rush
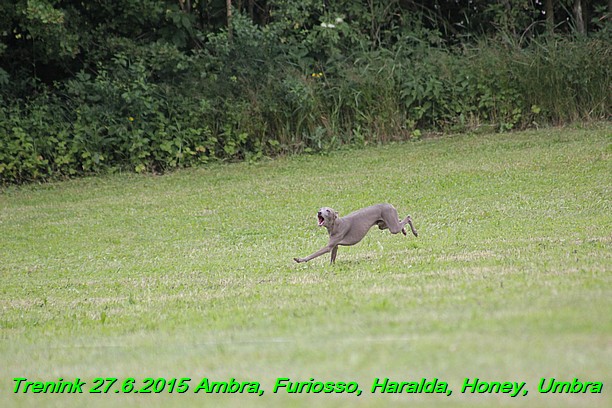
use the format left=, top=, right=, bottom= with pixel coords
left=372, top=377, right=452, bottom=395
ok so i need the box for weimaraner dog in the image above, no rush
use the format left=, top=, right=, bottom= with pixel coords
left=294, top=203, right=418, bottom=264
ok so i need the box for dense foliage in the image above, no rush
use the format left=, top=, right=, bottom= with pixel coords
left=1, top=0, right=610, bottom=183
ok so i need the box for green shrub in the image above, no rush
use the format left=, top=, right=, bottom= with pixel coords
left=1, top=12, right=609, bottom=184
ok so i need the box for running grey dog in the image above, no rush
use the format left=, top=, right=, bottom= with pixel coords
left=294, top=203, right=418, bottom=264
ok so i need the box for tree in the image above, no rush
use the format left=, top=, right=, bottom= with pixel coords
left=544, top=0, right=555, bottom=32
left=574, top=0, right=586, bottom=34
left=227, top=0, right=233, bottom=42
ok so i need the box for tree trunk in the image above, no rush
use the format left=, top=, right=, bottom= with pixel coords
left=544, top=0, right=554, bottom=32
left=227, top=0, right=232, bottom=42
left=248, top=0, right=255, bottom=21
left=178, top=0, right=191, bottom=13
left=573, top=0, right=585, bottom=35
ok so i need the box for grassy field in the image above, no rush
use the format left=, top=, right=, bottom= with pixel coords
left=1, top=124, right=610, bottom=407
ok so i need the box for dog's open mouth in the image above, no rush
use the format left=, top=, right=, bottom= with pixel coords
left=318, top=214, right=325, bottom=226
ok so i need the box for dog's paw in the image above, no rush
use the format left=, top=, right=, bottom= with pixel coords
left=293, top=257, right=302, bottom=263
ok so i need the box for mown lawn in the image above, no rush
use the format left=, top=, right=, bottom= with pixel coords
left=1, top=124, right=610, bottom=407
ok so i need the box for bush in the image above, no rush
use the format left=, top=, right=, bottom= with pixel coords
left=1, top=12, right=609, bottom=184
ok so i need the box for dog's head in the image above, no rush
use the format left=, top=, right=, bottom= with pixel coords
left=317, top=207, right=338, bottom=228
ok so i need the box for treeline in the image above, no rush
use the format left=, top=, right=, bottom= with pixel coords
left=1, top=1, right=610, bottom=183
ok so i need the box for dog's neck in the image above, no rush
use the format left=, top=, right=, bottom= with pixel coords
left=325, top=217, right=340, bottom=235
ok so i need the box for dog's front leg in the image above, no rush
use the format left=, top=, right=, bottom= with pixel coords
left=330, top=246, right=338, bottom=264
left=294, top=244, right=334, bottom=263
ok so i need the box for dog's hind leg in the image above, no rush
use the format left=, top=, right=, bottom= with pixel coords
left=395, top=216, right=418, bottom=237
left=381, top=206, right=406, bottom=234
left=381, top=206, right=418, bottom=237
left=404, top=215, right=418, bottom=237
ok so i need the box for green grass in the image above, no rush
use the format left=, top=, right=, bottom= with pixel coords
left=1, top=124, right=610, bottom=407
